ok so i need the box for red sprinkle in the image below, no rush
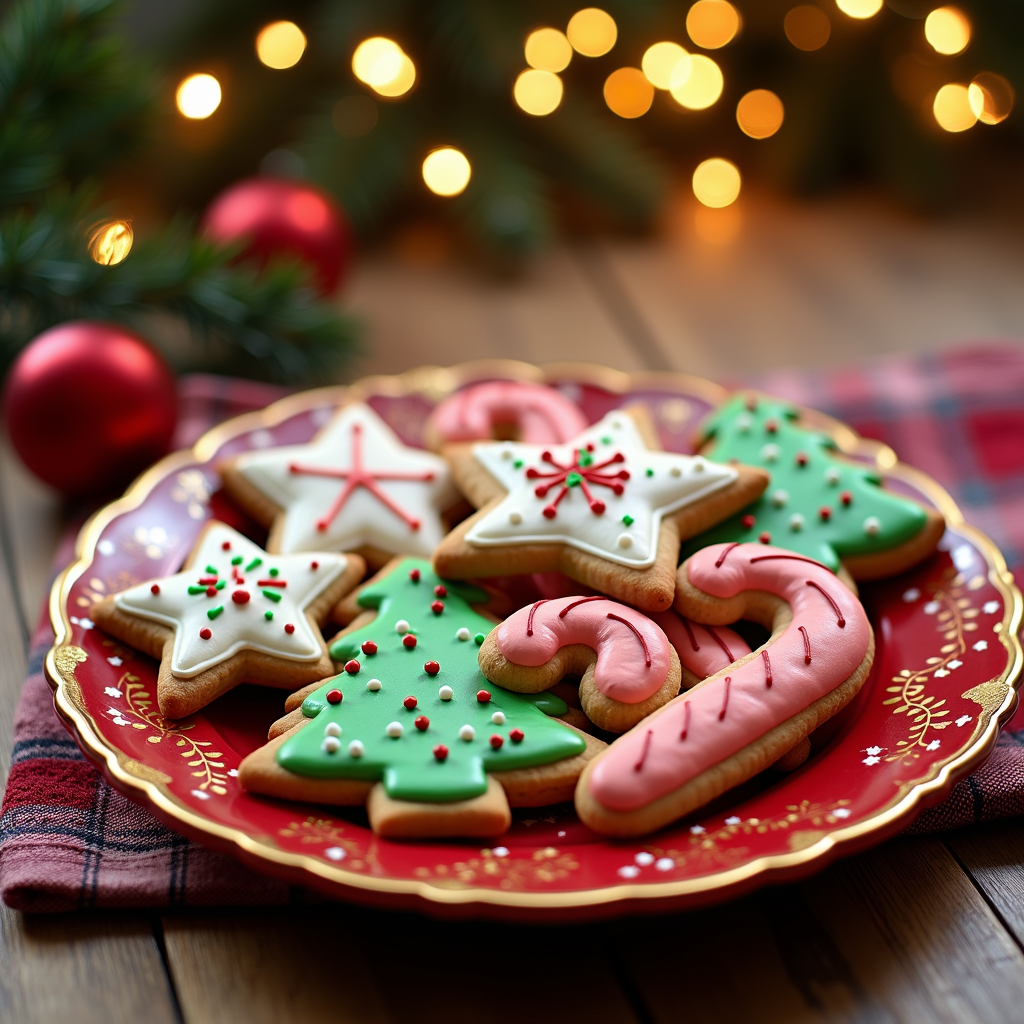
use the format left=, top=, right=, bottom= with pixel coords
left=409, top=568, right=421, bottom=582
left=795, top=452, right=809, bottom=467
left=819, top=506, right=832, bottom=521
left=765, top=418, right=778, bottom=434
left=741, top=514, right=756, bottom=529
left=285, top=623, right=295, bottom=634
left=199, top=627, right=212, bottom=640
left=403, top=695, right=418, bottom=710
left=150, top=584, right=160, bottom=594
left=509, top=728, right=524, bottom=743
left=434, top=585, right=447, bottom=597
left=206, top=587, right=218, bottom=597
left=221, top=541, right=231, bottom=550
left=431, top=600, right=445, bottom=615
left=232, top=590, right=251, bottom=604
left=424, top=660, right=440, bottom=676
left=403, top=634, right=418, bottom=649
left=415, top=715, right=429, bottom=731
left=489, top=734, right=504, bottom=749
left=476, top=689, right=492, bottom=703
left=344, top=659, right=360, bottom=675
left=310, top=561, right=319, bottom=570
left=840, top=490, right=853, bottom=506
left=433, top=744, right=449, bottom=761
left=745, top=394, right=757, bottom=411
left=361, top=640, right=378, bottom=655
left=759, top=531, right=771, bottom=544
left=326, top=689, right=342, bottom=705
left=198, top=577, right=218, bottom=585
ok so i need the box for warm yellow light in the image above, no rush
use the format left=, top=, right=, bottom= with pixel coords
left=566, top=8, right=617, bottom=57
left=694, top=204, right=741, bottom=244
left=686, top=2, right=740, bottom=49
left=422, top=147, right=472, bottom=197
left=604, top=68, right=654, bottom=118
left=88, top=220, right=133, bottom=266
left=785, top=6, right=831, bottom=51
left=968, top=72, right=1014, bottom=125
left=176, top=74, right=221, bottom=119
left=736, top=89, right=785, bottom=139
left=353, top=38, right=415, bottom=96
left=692, top=158, right=741, bottom=207
left=525, top=28, right=573, bottom=72
left=933, top=83, right=977, bottom=132
left=835, top=0, right=883, bottom=19
left=924, top=7, right=970, bottom=56
left=256, top=21, right=306, bottom=69
left=513, top=69, right=563, bottom=116
left=642, top=42, right=689, bottom=89
left=670, top=54, right=723, bottom=110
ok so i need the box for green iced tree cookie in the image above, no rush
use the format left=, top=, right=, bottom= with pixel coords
left=276, top=558, right=585, bottom=802
left=681, top=393, right=930, bottom=573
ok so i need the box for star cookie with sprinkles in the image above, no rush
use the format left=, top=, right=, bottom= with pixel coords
left=433, top=407, right=769, bottom=611
left=91, top=522, right=365, bottom=719
left=218, top=403, right=458, bottom=566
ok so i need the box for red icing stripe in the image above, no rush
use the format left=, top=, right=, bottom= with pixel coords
left=799, top=625, right=811, bottom=664
left=256, top=579, right=287, bottom=587
left=705, top=625, right=735, bottom=664
left=680, top=617, right=700, bottom=652
left=718, top=676, right=731, bottom=721
left=748, top=553, right=831, bottom=571
left=715, top=542, right=741, bottom=568
left=557, top=595, right=607, bottom=618
left=680, top=700, right=691, bottom=741
left=762, top=649, right=772, bottom=688
left=805, top=580, right=846, bottom=627
left=634, top=729, right=653, bottom=772
left=526, top=599, right=549, bottom=637
left=606, top=612, right=652, bottom=668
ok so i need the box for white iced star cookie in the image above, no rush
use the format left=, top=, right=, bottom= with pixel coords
left=91, top=522, right=365, bottom=719
left=218, top=403, right=458, bottom=565
left=434, top=407, right=769, bottom=611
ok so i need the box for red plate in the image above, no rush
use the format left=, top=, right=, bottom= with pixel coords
left=45, top=362, right=1023, bottom=919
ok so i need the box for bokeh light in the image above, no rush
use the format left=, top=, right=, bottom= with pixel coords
left=694, top=204, right=741, bottom=244
left=604, top=68, right=654, bottom=118
left=374, top=54, right=416, bottom=96
left=642, top=42, right=690, bottom=89
left=567, top=9, right=617, bottom=57
left=785, top=6, right=831, bottom=51
left=332, top=95, right=379, bottom=138
left=525, top=28, right=573, bottom=72
left=968, top=72, right=1014, bottom=125
left=256, top=21, right=307, bottom=69
left=924, top=7, right=970, bottom=56
left=422, top=147, right=472, bottom=196
left=736, top=89, right=785, bottom=138
left=670, top=54, right=723, bottom=110
left=692, top=158, right=741, bottom=207
left=88, top=220, right=133, bottom=266
left=835, top=0, right=883, bottom=19
left=686, top=2, right=741, bottom=49
left=514, top=69, right=564, bottom=116
left=175, top=74, right=222, bottom=119
left=933, top=83, right=976, bottom=132
left=352, top=38, right=416, bottom=97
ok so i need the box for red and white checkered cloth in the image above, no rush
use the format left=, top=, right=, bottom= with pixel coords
left=4, top=351, right=1024, bottom=912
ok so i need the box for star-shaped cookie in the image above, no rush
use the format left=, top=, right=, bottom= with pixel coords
left=91, top=522, right=364, bottom=719
left=218, top=403, right=458, bottom=564
left=433, top=408, right=768, bottom=611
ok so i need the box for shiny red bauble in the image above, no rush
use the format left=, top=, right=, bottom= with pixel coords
left=201, top=178, right=352, bottom=295
left=2, top=321, right=177, bottom=497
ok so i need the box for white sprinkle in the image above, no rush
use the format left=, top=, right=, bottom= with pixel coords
left=492, top=846, right=509, bottom=857
left=322, top=736, right=341, bottom=754
left=324, top=722, right=342, bottom=737
left=617, top=533, right=633, bottom=549
left=825, top=468, right=841, bottom=485
left=348, top=740, right=364, bottom=758
left=386, top=721, right=404, bottom=738
left=508, top=510, right=523, bottom=525
left=771, top=489, right=789, bottom=508
left=736, top=413, right=752, bottom=433
left=395, top=619, right=410, bottom=634
left=439, top=685, right=454, bottom=701
left=902, top=588, right=921, bottom=603
left=863, top=516, right=881, bottom=537
left=655, top=857, right=675, bottom=872
left=456, top=627, right=472, bottom=641
left=500, top=448, right=513, bottom=460
left=670, top=465, right=682, bottom=477
left=692, top=460, right=704, bottom=473
left=366, top=678, right=382, bottom=692
left=459, top=724, right=475, bottom=741
left=760, top=443, right=781, bottom=463
left=324, top=846, right=346, bottom=861
left=491, top=710, right=506, bottom=725
left=617, top=865, right=641, bottom=879
left=635, top=851, right=655, bottom=866
left=790, top=513, right=805, bottom=532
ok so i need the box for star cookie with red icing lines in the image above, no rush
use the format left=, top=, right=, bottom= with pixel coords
left=91, top=522, right=365, bottom=719
left=434, top=408, right=769, bottom=611
left=218, top=403, right=458, bottom=564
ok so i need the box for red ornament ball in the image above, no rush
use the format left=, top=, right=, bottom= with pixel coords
left=3, top=321, right=177, bottom=497
left=201, top=178, right=351, bottom=295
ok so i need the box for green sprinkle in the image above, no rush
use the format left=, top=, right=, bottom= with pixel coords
left=269, top=567, right=279, bottom=578
left=246, top=557, right=263, bottom=571
left=566, top=471, right=582, bottom=487
left=207, top=605, right=224, bottom=620
left=622, top=514, right=634, bottom=526
left=601, top=436, right=612, bottom=445
left=187, top=585, right=206, bottom=595
left=513, top=459, right=524, bottom=469
left=475, top=633, right=485, bottom=645
left=205, top=564, right=218, bottom=575
left=645, top=468, right=654, bottom=477
left=578, top=450, right=593, bottom=467
left=264, top=610, right=274, bottom=620
left=215, top=580, right=226, bottom=590
left=231, top=556, right=243, bottom=566
left=262, top=589, right=283, bottom=603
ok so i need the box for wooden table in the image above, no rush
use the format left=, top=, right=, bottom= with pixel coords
left=5, top=195, right=1024, bottom=1023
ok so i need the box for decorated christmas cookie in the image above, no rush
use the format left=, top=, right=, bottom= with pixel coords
left=91, top=522, right=364, bottom=719
left=478, top=596, right=682, bottom=732
left=575, top=542, right=875, bottom=837
left=684, top=393, right=945, bottom=580
left=218, top=403, right=459, bottom=565
left=433, top=407, right=769, bottom=611
left=424, top=379, right=588, bottom=449
left=651, top=609, right=752, bottom=691
left=238, top=558, right=603, bottom=838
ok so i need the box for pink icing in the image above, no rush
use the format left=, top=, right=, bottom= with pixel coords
left=651, top=609, right=752, bottom=680
left=429, top=381, right=588, bottom=445
left=587, top=542, right=872, bottom=813
left=494, top=596, right=673, bottom=704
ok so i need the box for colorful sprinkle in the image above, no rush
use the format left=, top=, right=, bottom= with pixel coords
left=433, top=744, right=449, bottom=761
left=231, top=590, right=251, bottom=605
left=348, top=740, right=364, bottom=758
left=456, top=628, right=471, bottom=641
left=431, top=600, right=445, bottom=614
left=386, top=721, right=404, bottom=738
left=326, top=689, right=343, bottom=705
left=361, top=640, right=378, bottom=655
left=759, top=532, right=771, bottom=544
left=310, top=561, right=319, bottom=570
left=409, top=568, right=421, bottom=582
left=221, top=541, right=231, bottom=551
left=264, top=610, right=274, bottom=620
left=434, top=585, right=447, bottom=597
left=205, top=564, right=218, bottom=575
left=475, top=633, right=485, bottom=645
left=476, top=689, right=491, bottom=703
left=489, top=734, right=504, bottom=749
left=491, top=711, right=506, bottom=725
left=344, top=659, right=360, bottom=675
left=324, top=722, right=341, bottom=737
left=322, top=736, right=341, bottom=754
left=199, top=627, right=212, bottom=640
left=459, top=724, right=475, bottom=741
left=795, top=452, right=809, bottom=467
left=231, top=556, right=243, bottom=565
left=439, top=685, right=454, bottom=701
left=245, top=558, right=262, bottom=572
left=395, top=619, right=410, bottom=634
left=864, top=516, right=881, bottom=536
left=510, top=728, right=525, bottom=743
left=403, top=695, right=418, bottom=710
left=741, top=514, right=756, bottom=529
left=206, top=586, right=218, bottom=597
left=207, top=605, right=224, bottom=620
left=403, top=634, right=418, bottom=649
left=424, top=660, right=440, bottom=676
left=150, top=584, right=160, bottom=594
left=366, top=678, right=382, bottom=692
left=262, top=589, right=282, bottom=602
left=622, top=514, right=635, bottom=526
left=840, top=490, right=853, bottom=506
left=414, top=715, right=429, bottom=731
left=819, top=506, right=832, bottom=521
left=284, top=623, right=295, bottom=634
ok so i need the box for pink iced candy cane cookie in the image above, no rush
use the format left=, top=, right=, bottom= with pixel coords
left=478, top=595, right=682, bottom=732
left=651, top=609, right=752, bottom=688
left=426, top=380, right=588, bottom=449
left=575, top=542, right=875, bottom=837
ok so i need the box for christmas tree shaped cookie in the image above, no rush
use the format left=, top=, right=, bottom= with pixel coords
left=682, top=393, right=945, bottom=579
left=238, top=558, right=603, bottom=838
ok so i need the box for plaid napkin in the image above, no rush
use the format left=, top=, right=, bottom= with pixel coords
left=4, top=352, right=1024, bottom=912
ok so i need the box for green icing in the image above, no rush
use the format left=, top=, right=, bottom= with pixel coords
left=276, top=558, right=585, bottom=803
left=682, top=393, right=929, bottom=573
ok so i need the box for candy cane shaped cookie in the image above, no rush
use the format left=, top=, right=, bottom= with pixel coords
left=478, top=596, right=681, bottom=732
left=425, top=380, right=588, bottom=450
left=575, top=542, right=874, bottom=836
left=651, top=610, right=752, bottom=690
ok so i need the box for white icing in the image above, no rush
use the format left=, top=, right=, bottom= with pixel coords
left=233, top=403, right=457, bottom=558
left=466, top=411, right=738, bottom=569
left=113, top=523, right=346, bottom=679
